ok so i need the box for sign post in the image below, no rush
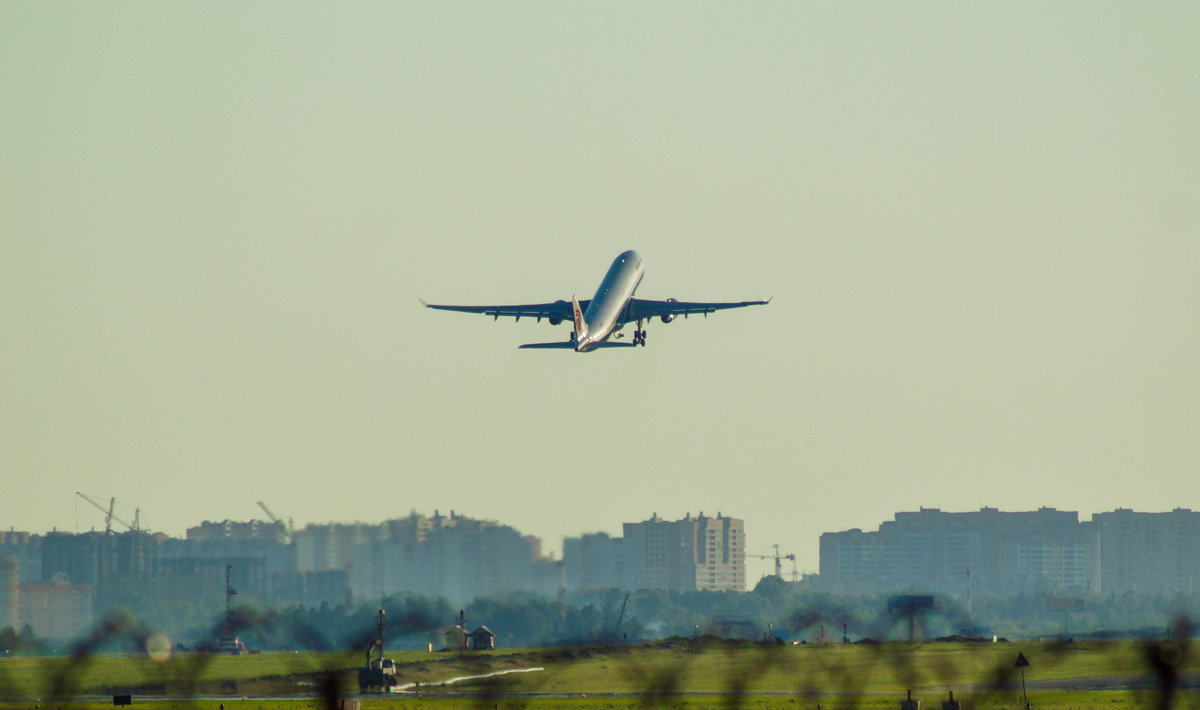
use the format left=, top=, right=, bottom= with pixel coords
left=1015, top=652, right=1031, bottom=708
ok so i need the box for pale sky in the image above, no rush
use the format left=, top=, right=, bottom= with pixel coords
left=3, top=3, right=1198, bottom=572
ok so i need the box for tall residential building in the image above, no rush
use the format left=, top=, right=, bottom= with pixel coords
left=40, top=530, right=158, bottom=613
left=329, top=511, right=548, bottom=604
left=422, top=516, right=538, bottom=603
left=19, top=573, right=94, bottom=640
left=0, top=531, right=40, bottom=583
left=349, top=511, right=457, bottom=599
left=0, top=556, right=18, bottom=630
left=819, top=507, right=1098, bottom=596
left=1093, top=508, right=1200, bottom=595
left=294, top=522, right=377, bottom=573
left=187, top=519, right=288, bottom=544
left=175, top=520, right=292, bottom=575
left=622, top=513, right=745, bottom=592
left=563, top=532, right=623, bottom=590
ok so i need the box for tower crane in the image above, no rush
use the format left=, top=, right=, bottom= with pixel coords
left=749, top=543, right=797, bottom=580
left=76, top=492, right=146, bottom=533
left=257, top=500, right=294, bottom=543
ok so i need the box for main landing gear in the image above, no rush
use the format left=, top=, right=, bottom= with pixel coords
left=633, top=321, right=647, bottom=347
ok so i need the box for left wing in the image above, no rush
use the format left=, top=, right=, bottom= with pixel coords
left=421, top=299, right=585, bottom=323
left=625, top=298, right=770, bottom=322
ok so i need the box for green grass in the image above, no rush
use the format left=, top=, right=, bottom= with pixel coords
left=0, top=641, right=1194, bottom=707
left=3, top=693, right=1199, bottom=710
left=483, top=640, right=1191, bottom=696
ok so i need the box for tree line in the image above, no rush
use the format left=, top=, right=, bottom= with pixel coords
left=13, top=576, right=1200, bottom=654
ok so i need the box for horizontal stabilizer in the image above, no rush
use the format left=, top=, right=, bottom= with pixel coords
left=518, top=341, right=637, bottom=350
left=518, top=342, right=577, bottom=349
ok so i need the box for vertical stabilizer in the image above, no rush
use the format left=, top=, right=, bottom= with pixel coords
left=571, top=295, right=587, bottom=339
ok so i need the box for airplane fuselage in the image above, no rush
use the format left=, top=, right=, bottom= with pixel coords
left=576, top=250, right=644, bottom=352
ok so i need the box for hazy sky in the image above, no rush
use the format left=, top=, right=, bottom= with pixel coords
left=3, top=3, right=1198, bottom=572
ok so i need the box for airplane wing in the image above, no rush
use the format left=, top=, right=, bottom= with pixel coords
left=421, top=299, right=587, bottom=323
left=625, top=298, right=770, bottom=321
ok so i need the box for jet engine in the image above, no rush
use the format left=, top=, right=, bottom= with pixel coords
left=661, top=298, right=678, bottom=323
left=549, top=300, right=569, bottom=326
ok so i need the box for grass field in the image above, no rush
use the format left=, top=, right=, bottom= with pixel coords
left=1, top=640, right=1195, bottom=709
left=2, top=693, right=1199, bottom=710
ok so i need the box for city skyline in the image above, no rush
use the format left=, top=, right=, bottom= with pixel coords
left=13, top=501, right=1200, bottom=571
left=9, top=502, right=1200, bottom=640
left=3, top=3, right=1198, bottom=573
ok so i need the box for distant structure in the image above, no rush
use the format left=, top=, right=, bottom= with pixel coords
left=215, top=564, right=245, bottom=654
left=563, top=532, right=623, bottom=590
left=443, top=609, right=469, bottom=651
left=1092, top=508, right=1200, bottom=594
left=336, top=511, right=557, bottom=604
left=439, top=610, right=496, bottom=651
left=819, top=507, right=1096, bottom=595
left=0, top=556, right=18, bottom=630
left=818, top=507, right=1200, bottom=597
left=0, top=507, right=566, bottom=638
left=11, top=502, right=1200, bottom=640
left=470, top=625, right=495, bottom=650
left=18, top=572, right=94, bottom=639
left=564, top=513, right=746, bottom=592
left=623, top=512, right=746, bottom=592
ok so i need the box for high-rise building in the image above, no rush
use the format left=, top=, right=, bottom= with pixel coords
left=0, top=531, right=40, bottom=583
left=19, top=573, right=94, bottom=640
left=622, top=513, right=745, bottom=592
left=187, top=519, right=288, bottom=544
left=0, top=556, right=18, bottom=630
left=563, top=532, right=623, bottom=590
left=819, top=507, right=1098, bottom=595
left=1093, top=508, right=1200, bottom=595
left=422, top=516, right=538, bottom=603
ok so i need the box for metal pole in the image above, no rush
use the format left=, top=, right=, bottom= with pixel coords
left=1021, top=666, right=1028, bottom=708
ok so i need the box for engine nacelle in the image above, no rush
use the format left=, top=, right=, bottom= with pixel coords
left=548, top=317, right=562, bottom=326
left=661, top=298, right=677, bottom=323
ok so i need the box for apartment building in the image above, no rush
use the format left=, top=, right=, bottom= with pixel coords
left=1092, top=508, right=1200, bottom=595
left=819, top=507, right=1098, bottom=595
left=621, top=513, right=746, bottom=592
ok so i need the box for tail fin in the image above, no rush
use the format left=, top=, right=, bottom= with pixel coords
left=571, top=295, right=587, bottom=339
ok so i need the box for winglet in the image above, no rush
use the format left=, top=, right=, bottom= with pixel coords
left=571, top=295, right=587, bottom=339
left=419, top=298, right=428, bottom=308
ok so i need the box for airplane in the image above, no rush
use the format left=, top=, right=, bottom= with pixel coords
left=422, top=250, right=769, bottom=352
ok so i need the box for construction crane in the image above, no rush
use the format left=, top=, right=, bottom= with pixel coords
left=616, top=592, right=631, bottom=631
left=76, top=492, right=145, bottom=533
left=749, top=543, right=797, bottom=580
left=257, top=500, right=294, bottom=543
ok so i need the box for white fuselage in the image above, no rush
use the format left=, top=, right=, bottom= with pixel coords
left=576, top=250, right=644, bottom=352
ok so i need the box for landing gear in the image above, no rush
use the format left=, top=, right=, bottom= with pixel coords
left=569, top=330, right=578, bottom=344
left=633, top=321, right=648, bottom=347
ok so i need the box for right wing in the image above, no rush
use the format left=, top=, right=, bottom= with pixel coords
left=421, top=299, right=587, bottom=323
left=624, top=297, right=770, bottom=321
